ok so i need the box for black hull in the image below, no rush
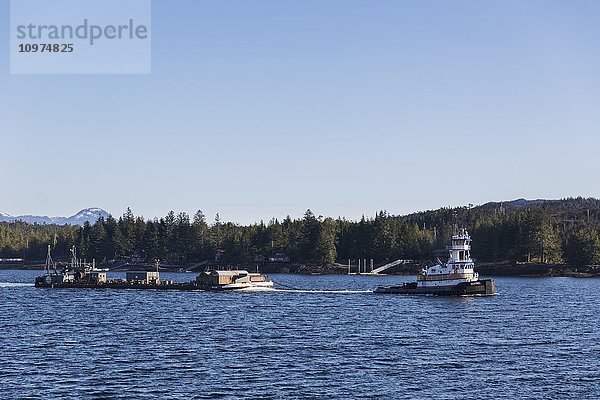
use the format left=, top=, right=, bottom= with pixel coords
left=35, top=279, right=229, bottom=291
left=374, top=279, right=495, bottom=296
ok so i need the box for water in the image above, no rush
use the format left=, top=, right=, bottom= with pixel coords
left=1, top=270, right=599, bottom=399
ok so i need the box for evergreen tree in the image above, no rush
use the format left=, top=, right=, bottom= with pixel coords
left=316, top=217, right=337, bottom=264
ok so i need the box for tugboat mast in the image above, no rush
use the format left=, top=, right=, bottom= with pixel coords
left=45, top=245, right=53, bottom=275
left=71, top=245, right=77, bottom=269
left=452, top=211, right=459, bottom=236
left=155, top=259, right=161, bottom=284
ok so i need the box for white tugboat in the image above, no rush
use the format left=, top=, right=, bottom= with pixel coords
left=374, top=222, right=494, bottom=295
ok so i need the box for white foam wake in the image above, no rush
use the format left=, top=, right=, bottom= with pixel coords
left=272, top=289, right=372, bottom=293
left=0, top=282, right=34, bottom=287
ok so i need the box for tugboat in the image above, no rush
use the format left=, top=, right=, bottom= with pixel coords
left=374, top=222, right=494, bottom=296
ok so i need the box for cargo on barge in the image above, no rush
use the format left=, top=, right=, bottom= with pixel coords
left=34, top=246, right=274, bottom=291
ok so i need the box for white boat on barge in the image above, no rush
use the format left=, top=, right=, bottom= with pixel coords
left=374, top=225, right=494, bottom=296
left=196, top=269, right=274, bottom=291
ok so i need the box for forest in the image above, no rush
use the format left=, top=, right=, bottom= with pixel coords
left=1, top=197, right=600, bottom=266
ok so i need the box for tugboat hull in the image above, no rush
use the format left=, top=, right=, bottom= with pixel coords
left=374, top=279, right=494, bottom=296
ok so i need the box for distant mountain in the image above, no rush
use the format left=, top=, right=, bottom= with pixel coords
left=0, top=208, right=109, bottom=226
left=479, top=198, right=547, bottom=209
left=399, top=198, right=599, bottom=221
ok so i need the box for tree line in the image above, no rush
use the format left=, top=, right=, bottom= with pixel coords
left=1, top=197, right=600, bottom=266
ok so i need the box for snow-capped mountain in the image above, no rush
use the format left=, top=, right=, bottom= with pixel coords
left=0, top=208, right=109, bottom=226
left=52, top=208, right=110, bottom=225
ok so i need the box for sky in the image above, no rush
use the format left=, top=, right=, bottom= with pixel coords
left=1, top=0, right=600, bottom=224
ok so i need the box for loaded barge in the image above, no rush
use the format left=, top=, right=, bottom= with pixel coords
left=35, top=246, right=274, bottom=291
left=374, top=225, right=494, bottom=296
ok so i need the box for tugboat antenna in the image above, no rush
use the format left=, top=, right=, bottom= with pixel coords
left=452, top=211, right=459, bottom=236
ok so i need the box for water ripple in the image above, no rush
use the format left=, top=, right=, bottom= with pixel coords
left=1, top=271, right=600, bottom=399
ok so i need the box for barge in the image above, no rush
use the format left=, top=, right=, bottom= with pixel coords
left=374, top=224, right=495, bottom=296
left=35, top=246, right=274, bottom=291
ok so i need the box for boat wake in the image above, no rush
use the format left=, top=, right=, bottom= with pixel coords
left=272, top=280, right=371, bottom=293
left=0, top=282, right=34, bottom=287
left=272, top=288, right=372, bottom=294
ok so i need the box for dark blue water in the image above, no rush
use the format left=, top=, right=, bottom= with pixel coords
left=1, top=270, right=599, bottom=399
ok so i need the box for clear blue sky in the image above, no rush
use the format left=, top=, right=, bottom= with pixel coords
left=1, top=0, right=600, bottom=224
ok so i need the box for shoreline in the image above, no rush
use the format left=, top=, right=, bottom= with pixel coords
left=2, top=262, right=600, bottom=278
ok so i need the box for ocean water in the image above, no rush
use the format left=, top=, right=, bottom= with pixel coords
left=1, top=270, right=599, bottom=399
